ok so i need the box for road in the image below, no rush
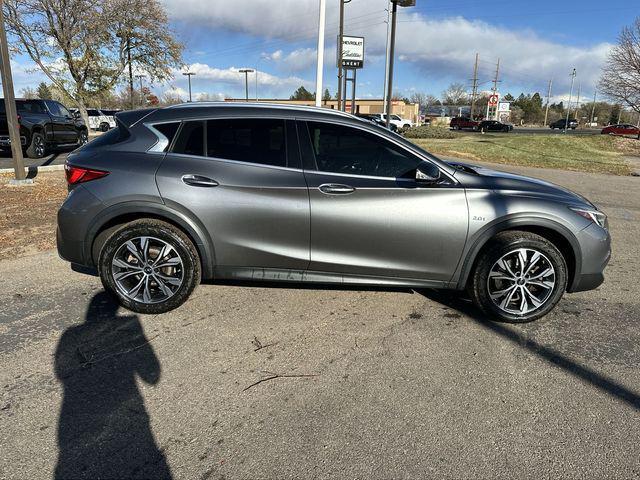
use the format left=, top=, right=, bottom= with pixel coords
left=1, top=162, right=639, bottom=479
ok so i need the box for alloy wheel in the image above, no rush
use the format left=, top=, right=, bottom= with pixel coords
left=487, top=248, right=556, bottom=316
left=111, top=236, right=184, bottom=304
left=34, top=135, right=45, bottom=157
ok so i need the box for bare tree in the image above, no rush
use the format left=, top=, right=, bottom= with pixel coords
left=442, top=83, right=469, bottom=106
left=599, top=17, right=640, bottom=136
left=19, top=87, right=37, bottom=99
left=4, top=0, right=183, bottom=125
left=409, top=92, right=438, bottom=111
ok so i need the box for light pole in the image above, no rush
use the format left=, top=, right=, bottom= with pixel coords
left=385, top=0, right=416, bottom=128
left=135, top=74, right=146, bottom=108
left=315, top=0, right=326, bottom=107
left=183, top=71, right=196, bottom=102
left=336, top=0, right=352, bottom=111
left=564, top=68, right=576, bottom=132
left=239, top=69, right=254, bottom=102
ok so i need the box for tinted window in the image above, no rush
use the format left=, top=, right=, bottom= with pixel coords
left=153, top=122, right=180, bottom=151
left=12, top=100, right=46, bottom=114
left=172, top=121, right=204, bottom=156
left=306, top=122, right=423, bottom=178
left=206, top=119, right=286, bottom=167
left=87, top=109, right=99, bottom=116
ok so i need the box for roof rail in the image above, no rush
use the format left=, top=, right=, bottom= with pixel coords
left=164, top=101, right=356, bottom=119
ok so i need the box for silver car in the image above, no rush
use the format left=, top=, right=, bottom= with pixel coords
left=57, top=103, right=610, bottom=322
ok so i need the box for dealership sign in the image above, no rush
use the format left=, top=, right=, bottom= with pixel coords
left=338, top=36, right=365, bottom=69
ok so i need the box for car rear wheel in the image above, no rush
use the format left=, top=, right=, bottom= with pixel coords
left=26, top=132, right=46, bottom=158
left=99, top=122, right=110, bottom=132
left=469, top=231, right=568, bottom=323
left=98, top=219, right=201, bottom=314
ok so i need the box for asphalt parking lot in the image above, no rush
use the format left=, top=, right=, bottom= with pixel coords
left=1, top=162, right=639, bottom=479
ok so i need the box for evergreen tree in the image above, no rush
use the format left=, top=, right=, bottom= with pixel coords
left=290, top=86, right=315, bottom=101
left=36, top=82, right=53, bottom=100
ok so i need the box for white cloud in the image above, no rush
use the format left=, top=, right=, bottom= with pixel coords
left=261, top=47, right=317, bottom=73
left=168, top=64, right=312, bottom=98
left=162, top=0, right=612, bottom=92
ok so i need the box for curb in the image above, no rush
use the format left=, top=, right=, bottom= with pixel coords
left=0, top=164, right=65, bottom=174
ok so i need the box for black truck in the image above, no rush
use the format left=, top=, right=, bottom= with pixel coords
left=0, top=99, right=88, bottom=158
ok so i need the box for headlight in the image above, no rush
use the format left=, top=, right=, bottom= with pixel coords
left=570, top=207, right=607, bottom=229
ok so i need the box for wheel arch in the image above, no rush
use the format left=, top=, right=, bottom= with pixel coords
left=455, top=217, right=581, bottom=292
left=85, top=202, right=215, bottom=279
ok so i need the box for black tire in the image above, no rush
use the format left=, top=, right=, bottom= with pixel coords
left=99, top=122, right=110, bottom=132
left=26, top=131, right=46, bottom=158
left=98, top=219, right=201, bottom=314
left=78, top=129, right=89, bottom=146
left=468, top=231, right=568, bottom=323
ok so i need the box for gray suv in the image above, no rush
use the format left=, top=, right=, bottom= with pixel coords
left=57, top=103, right=610, bottom=322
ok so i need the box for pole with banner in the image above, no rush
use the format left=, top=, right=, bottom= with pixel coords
left=337, top=35, right=364, bottom=113
left=0, top=0, right=28, bottom=184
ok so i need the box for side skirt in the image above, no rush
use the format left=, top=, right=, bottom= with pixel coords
left=213, top=266, right=448, bottom=289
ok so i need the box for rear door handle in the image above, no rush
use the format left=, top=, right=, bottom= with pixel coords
left=319, top=183, right=355, bottom=195
left=181, top=174, right=219, bottom=187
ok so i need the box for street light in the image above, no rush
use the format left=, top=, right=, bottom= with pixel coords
left=135, top=74, right=146, bottom=108
left=239, top=68, right=255, bottom=102
left=182, top=71, right=196, bottom=102
left=385, top=0, right=416, bottom=128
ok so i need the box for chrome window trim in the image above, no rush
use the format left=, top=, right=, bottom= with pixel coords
left=145, top=120, right=181, bottom=154
left=166, top=152, right=304, bottom=174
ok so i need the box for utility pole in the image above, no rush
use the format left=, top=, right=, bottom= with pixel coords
left=315, top=0, right=326, bottom=107
left=127, top=37, right=134, bottom=110
left=544, top=78, right=553, bottom=127
left=564, top=68, right=576, bottom=132
left=470, top=53, right=479, bottom=120
left=590, top=90, right=597, bottom=125
left=486, top=58, right=500, bottom=120
left=382, top=0, right=392, bottom=114
left=0, top=0, right=27, bottom=183
left=575, top=81, right=581, bottom=126
left=135, top=74, right=146, bottom=108
left=239, top=69, right=254, bottom=102
left=182, top=71, right=196, bottom=102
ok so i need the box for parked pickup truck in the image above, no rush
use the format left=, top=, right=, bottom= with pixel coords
left=0, top=98, right=88, bottom=158
left=449, top=116, right=479, bottom=130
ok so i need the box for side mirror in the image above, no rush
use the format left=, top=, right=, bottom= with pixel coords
left=415, top=166, right=441, bottom=184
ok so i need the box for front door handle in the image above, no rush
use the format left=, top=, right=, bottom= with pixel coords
left=182, top=174, right=219, bottom=187
left=319, top=183, right=355, bottom=195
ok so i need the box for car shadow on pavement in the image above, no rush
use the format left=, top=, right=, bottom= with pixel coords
left=54, top=291, right=172, bottom=479
left=417, top=289, right=640, bottom=411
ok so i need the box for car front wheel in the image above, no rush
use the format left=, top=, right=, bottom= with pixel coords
left=98, top=219, right=201, bottom=314
left=469, top=231, right=568, bottom=323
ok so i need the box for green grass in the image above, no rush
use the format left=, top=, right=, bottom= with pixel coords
left=410, top=133, right=637, bottom=175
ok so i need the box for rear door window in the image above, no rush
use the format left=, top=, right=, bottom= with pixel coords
left=206, top=118, right=286, bottom=167
left=172, top=121, right=204, bottom=157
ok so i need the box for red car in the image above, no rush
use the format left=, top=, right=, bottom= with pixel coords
left=601, top=124, right=640, bottom=136
left=450, top=116, right=479, bottom=130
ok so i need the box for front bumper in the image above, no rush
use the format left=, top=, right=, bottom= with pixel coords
left=568, top=223, right=611, bottom=293
left=0, top=135, right=27, bottom=147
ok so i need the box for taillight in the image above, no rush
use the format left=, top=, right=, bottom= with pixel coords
left=65, top=164, right=109, bottom=185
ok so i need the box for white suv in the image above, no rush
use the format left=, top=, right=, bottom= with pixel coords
left=86, top=109, right=116, bottom=132
left=372, top=113, right=414, bottom=130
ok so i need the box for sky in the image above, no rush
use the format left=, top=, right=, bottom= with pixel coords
left=9, top=0, right=638, bottom=105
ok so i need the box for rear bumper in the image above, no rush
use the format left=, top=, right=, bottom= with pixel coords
left=56, top=185, right=104, bottom=267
